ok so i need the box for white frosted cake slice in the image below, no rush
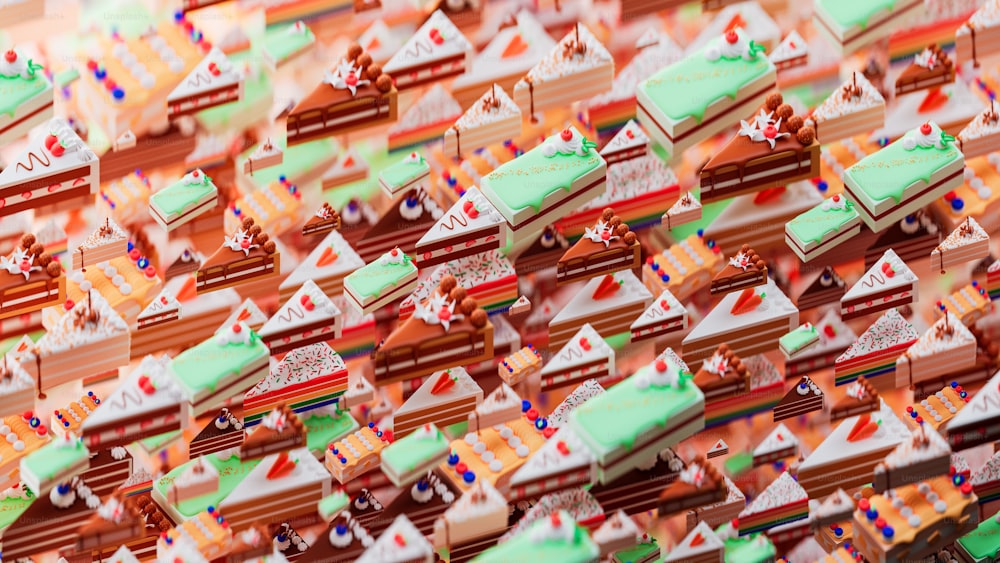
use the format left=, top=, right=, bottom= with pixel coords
left=443, top=85, right=521, bottom=159
left=841, top=249, right=918, bottom=320
left=383, top=10, right=472, bottom=91
left=663, top=520, right=724, bottom=562
left=895, top=312, right=976, bottom=388
left=259, top=279, right=342, bottom=355
left=136, top=288, right=181, bottom=330
left=599, top=120, right=650, bottom=165
left=540, top=323, right=615, bottom=390
left=768, top=29, right=808, bottom=70
left=948, top=370, right=1000, bottom=449
left=415, top=186, right=507, bottom=268
left=809, top=72, right=885, bottom=144
left=508, top=426, right=596, bottom=502
left=468, top=382, right=522, bottom=431
left=548, top=270, right=653, bottom=349
left=279, top=229, right=364, bottom=302
left=167, top=47, right=243, bottom=118
left=219, top=298, right=268, bottom=332
left=957, top=102, right=1000, bottom=159
left=930, top=217, right=990, bottom=273
left=547, top=379, right=605, bottom=429
left=630, top=289, right=688, bottom=342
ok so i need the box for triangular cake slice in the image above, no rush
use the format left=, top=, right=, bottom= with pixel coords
left=137, top=288, right=181, bottom=330
left=841, top=249, right=918, bottom=321
left=795, top=265, right=846, bottom=310
left=599, top=120, right=649, bottom=165
left=432, top=479, right=508, bottom=551
left=387, top=83, right=463, bottom=151
left=167, top=47, right=243, bottom=118
left=773, top=376, right=824, bottom=422
left=73, top=218, right=128, bottom=270
left=259, top=279, right=342, bottom=355
left=834, top=309, right=918, bottom=386
left=894, top=44, right=955, bottom=97
left=768, top=29, right=808, bottom=70
left=895, top=311, right=976, bottom=388
left=359, top=19, right=403, bottom=63
left=592, top=510, right=640, bottom=557
left=508, top=426, right=596, bottom=501
left=557, top=208, right=640, bottom=286
left=357, top=514, right=433, bottom=562
left=443, top=84, right=521, bottom=160
left=873, top=425, right=951, bottom=492
left=244, top=342, right=349, bottom=426
left=946, top=370, right=1000, bottom=450
left=240, top=404, right=307, bottom=460
left=752, top=423, right=799, bottom=466
left=810, top=488, right=854, bottom=528
left=663, top=521, right=724, bottom=562
left=808, top=71, right=885, bottom=144
left=165, top=247, right=203, bottom=280
left=540, top=323, right=615, bottom=390
left=662, top=192, right=702, bottom=231
left=930, top=217, right=990, bottom=273
left=415, top=186, right=506, bottom=268
left=830, top=376, right=879, bottom=422
left=630, top=289, right=688, bottom=343
left=242, top=138, right=283, bottom=175
left=383, top=10, right=473, bottom=91
left=737, top=471, right=808, bottom=534
left=657, top=456, right=726, bottom=516
left=322, top=149, right=369, bottom=190
left=219, top=298, right=268, bottom=333
left=957, top=101, right=1000, bottom=159
left=394, top=367, right=483, bottom=438
left=707, top=439, right=729, bottom=459
left=693, top=344, right=749, bottom=402
left=468, top=382, right=521, bottom=431
left=710, top=244, right=767, bottom=295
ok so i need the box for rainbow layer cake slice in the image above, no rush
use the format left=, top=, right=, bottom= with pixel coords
left=378, top=152, right=430, bottom=199
left=957, top=102, right=1000, bottom=159
left=549, top=270, right=652, bottom=349
left=0, top=47, right=53, bottom=146
left=812, top=0, right=923, bottom=55
left=429, top=249, right=517, bottom=315
left=752, top=423, right=799, bottom=466
left=387, top=84, right=463, bottom=151
left=394, top=367, right=482, bottom=438
left=380, top=423, right=450, bottom=487
left=841, top=250, right=918, bottom=321
left=570, top=355, right=704, bottom=483
left=946, top=370, right=1000, bottom=450
left=279, top=228, right=364, bottom=302
left=895, top=312, right=976, bottom=388
left=443, top=85, right=521, bottom=160
left=149, top=170, right=219, bottom=231
left=72, top=218, right=127, bottom=271
left=415, top=186, right=506, bottom=268
left=894, top=44, right=954, bottom=97
left=511, top=23, right=613, bottom=118
left=244, top=342, right=348, bottom=426
left=682, top=278, right=798, bottom=364
left=657, top=457, right=726, bottom=516
left=663, top=192, right=702, bottom=232
left=556, top=208, right=640, bottom=286
left=325, top=424, right=390, bottom=483
left=930, top=217, right=989, bottom=273
left=630, top=289, right=687, bottom=343
left=0, top=350, right=33, bottom=419
left=373, top=274, right=493, bottom=384
left=541, top=323, right=614, bottom=391
left=785, top=195, right=861, bottom=262
left=737, top=471, right=808, bottom=534
left=851, top=474, right=978, bottom=563
left=166, top=321, right=268, bottom=417
left=845, top=122, right=964, bottom=232
left=971, top=450, right=1000, bottom=506
left=80, top=355, right=187, bottom=450
left=480, top=126, right=607, bottom=252
left=22, top=290, right=129, bottom=392
left=699, top=92, right=818, bottom=203
left=663, top=520, right=724, bottom=563
left=260, top=279, right=342, bottom=356
left=383, top=10, right=472, bottom=91
left=20, top=432, right=89, bottom=495
left=641, top=235, right=721, bottom=302
left=476, top=510, right=598, bottom=563
left=809, top=71, right=885, bottom=145
left=167, top=47, right=243, bottom=118
left=835, top=308, right=917, bottom=386
left=508, top=426, right=597, bottom=502
left=220, top=448, right=331, bottom=531
left=797, top=399, right=911, bottom=497
left=773, top=376, right=824, bottom=421
left=345, top=248, right=418, bottom=316
left=873, top=425, right=951, bottom=492
left=637, top=29, right=776, bottom=160
left=240, top=405, right=307, bottom=460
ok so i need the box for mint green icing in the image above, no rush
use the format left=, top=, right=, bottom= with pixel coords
left=638, top=32, right=772, bottom=124
left=318, top=490, right=350, bottom=519
left=239, top=136, right=337, bottom=190
left=379, top=156, right=429, bottom=189
left=613, top=541, right=659, bottom=563
left=305, top=410, right=358, bottom=454
left=167, top=329, right=268, bottom=399
left=154, top=453, right=260, bottom=518
left=845, top=134, right=962, bottom=205
left=481, top=130, right=603, bottom=214
left=263, top=23, right=315, bottom=64
left=787, top=199, right=859, bottom=243
left=719, top=523, right=775, bottom=563
left=724, top=451, right=753, bottom=476
left=150, top=175, right=217, bottom=217
left=0, top=487, right=34, bottom=532
left=570, top=359, right=702, bottom=452
left=473, top=517, right=599, bottom=563
left=780, top=324, right=819, bottom=354
left=137, top=429, right=183, bottom=453
left=198, top=52, right=272, bottom=130
left=0, top=65, right=50, bottom=118
left=344, top=254, right=417, bottom=299
left=21, top=438, right=88, bottom=482
left=957, top=513, right=1000, bottom=561
left=381, top=426, right=449, bottom=476
left=818, top=0, right=899, bottom=30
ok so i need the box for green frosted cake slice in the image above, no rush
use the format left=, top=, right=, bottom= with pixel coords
left=473, top=510, right=599, bottom=563
left=380, top=423, right=450, bottom=487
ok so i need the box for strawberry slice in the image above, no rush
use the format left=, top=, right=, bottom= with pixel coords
left=753, top=187, right=786, bottom=204
left=316, top=246, right=339, bottom=267
left=430, top=371, right=455, bottom=395
left=342, top=155, right=355, bottom=168
left=592, top=274, right=622, bottom=300
left=266, top=451, right=297, bottom=479
left=918, top=87, right=949, bottom=113
left=502, top=34, right=529, bottom=58
left=847, top=413, right=879, bottom=442
left=177, top=276, right=198, bottom=302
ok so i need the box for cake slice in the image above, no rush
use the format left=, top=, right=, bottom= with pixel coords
left=0, top=350, right=33, bottom=419
left=0, top=47, right=53, bottom=147
left=20, top=432, right=90, bottom=495
left=479, top=510, right=598, bottom=562
left=149, top=169, right=219, bottom=231
left=872, top=426, right=951, bottom=492
left=196, top=217, right=279, bottom=294
left=383, top=10, right=473, bottom=91
left=768, top=29, right=807, bottom=71
left=507, top=426, right=597, bottom=502
left=779, top=323, right=820, bottom=360
left=835, top=308, right=918, bottom=386
left=380, top=423, right=450, bottom=487
left=443, top=85, right=521, bottom=160
left=599, top=120, right=649, bottom=165
left=811, top=488, right=855, bottom=528
left=895, top=312, right=976, bottom=388
left=948, top=370, right=1000, bottom=449
left=905, top=381, right=968, bottom=432
left=737, top=471, right=808, bottom=534
left=593, top=510, right=640, bottom=557
left=557, top=208, right=641, bottom=286
left=894, top=44, right=955, bottom=97
left=710, top=244, right=767, bottom=295
left=219, top=298, right=267, bottom=333
left=322, top=150, right=369, bottom=190
left=302, top=202, right=340, bottom=237
left=692, top=344, right=749, bottom=403
left=663, top=521, right=724, bottom=563
left=244, top=342, right=348, bottom=427
left=345, top=248, right=419, bottom=316
left=263, top=21, right=315, bottom=70
left=773, top=376, right=824, bottom=421
left=378, top=152, right=430, bottom=199
left=752, top=423, right=798, bottom=466
left=630, top=289, right=688, bottom=343
left=165, top=455, right=220, bottom=504
left=242, top=138, right=283, bottom=175
left=165, top=247, right=202, bottom=280
left=279, top=229, right=364, bottom=302
left=167, top=47, right=243, bottom=118
left=829, top=376, right=879, bottom=422
left=72, top=218, right=128, bottom=271
left=414, top=186, right=506, bottom=268
left=809, top=72, right=885, bottom=144
left=657, top=456, right=726, bottom=515
left=785, top=195, right=861, bottom=262
left=394, top=367, right=482, bottom=438
left=387, top=83, right=463, bottom=151
left=0, top=232, right=66, bottom=321
left=540, top=323, right=614, bottom=391
left=957, top=101, right=1000, bottom=159
left=259, top=279, right=341, bottom=356
left=662, top=192, right=702, bottom=231
left=840, top=250, right=918, bottom=321
left=930, top=216, right=989, bottom=273
left=240, top=404, right=307, bottom=460
left=795, top=267, right=847, bottom=311
left=549, top=270, right=653, bottom=350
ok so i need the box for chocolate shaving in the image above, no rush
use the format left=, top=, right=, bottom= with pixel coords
left=561, top=23, right=587, bottom=59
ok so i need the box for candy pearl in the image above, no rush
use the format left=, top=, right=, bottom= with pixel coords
left=472, top=442, right=486, bottom=454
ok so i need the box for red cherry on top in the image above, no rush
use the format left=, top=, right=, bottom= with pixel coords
left=920, top=123, right=932, bottom=135
left=19, top=260, right=30, bottom=271
left=232, top=323, right=242, bottom=333
left=655, top=359, right=667, bottom=372
left=345, top=72, right=358, bottom=86
left=560, top=129, right=573, bottom=141
left=208, top=62, right=220, bottom=76
left=240, top=239, right=250, bottom=249
left=63, top=299, right=75, bottom=311
left=437, top=308, right=451, bottom=321
left=763, top=125, right=777, bottom=139
left=390, top=248, right=399, bottom=257
left=725, top=30, right=739, bottom=44
left=49, top=143, right=65, bottom=157
left=833, top=194, right=840, bottom=202
left=4, top=50, right=16, bottom=63
left=626, top=130, right=634, bottom=139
